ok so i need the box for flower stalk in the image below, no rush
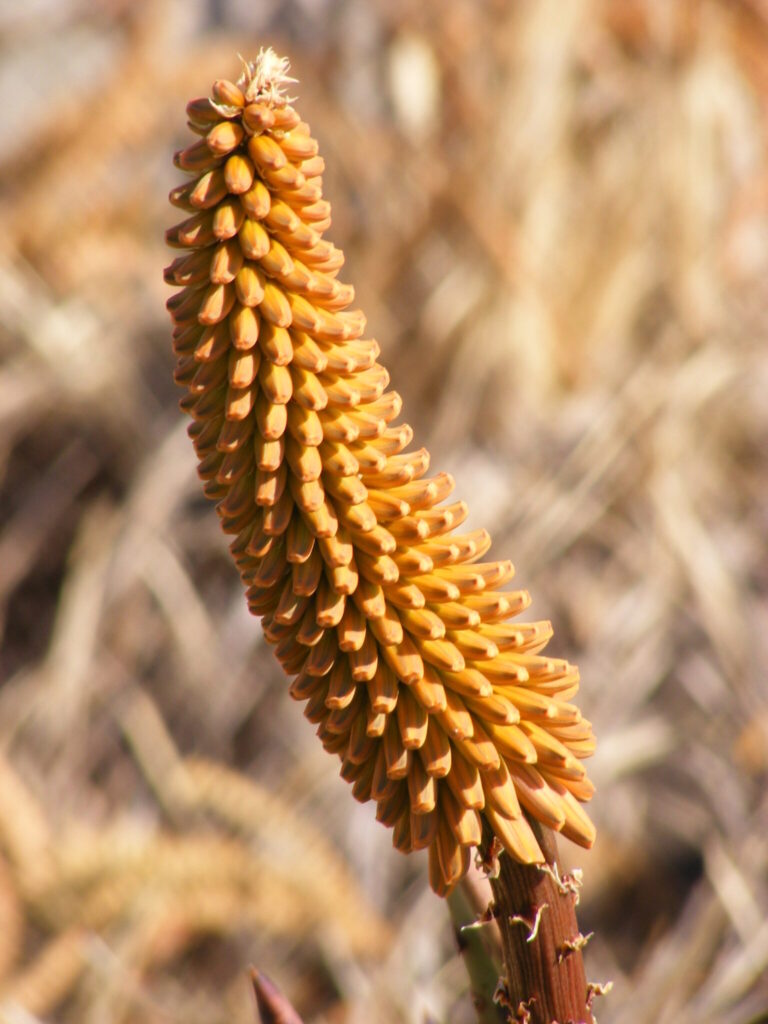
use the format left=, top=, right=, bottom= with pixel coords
left=447, top=874, right=507, bottom=1023
left=487, top=820, right=594, bottom=1024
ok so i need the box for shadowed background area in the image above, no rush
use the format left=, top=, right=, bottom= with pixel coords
left=0, top=1, right=767, bottom=1021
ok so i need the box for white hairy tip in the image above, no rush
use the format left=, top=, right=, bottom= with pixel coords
left=237, top=48, right=298, bottom=105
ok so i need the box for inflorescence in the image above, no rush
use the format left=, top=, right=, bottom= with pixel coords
left=165, top=50, right=596, bottom=896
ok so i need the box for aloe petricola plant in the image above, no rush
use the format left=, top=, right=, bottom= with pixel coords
left=165, top=49, right=599, bottom=1024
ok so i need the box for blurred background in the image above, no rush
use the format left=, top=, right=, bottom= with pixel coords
left=0, top=0, right=767, bottom=1021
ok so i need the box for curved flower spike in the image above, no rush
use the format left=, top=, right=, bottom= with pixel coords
left=165, top=49, right=596, bottom=897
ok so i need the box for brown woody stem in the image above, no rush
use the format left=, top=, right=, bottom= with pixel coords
left=486, top=820, right=594, bottom=1024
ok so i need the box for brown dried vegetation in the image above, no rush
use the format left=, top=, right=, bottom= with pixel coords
left=0, top=2, right=767, bottom=1022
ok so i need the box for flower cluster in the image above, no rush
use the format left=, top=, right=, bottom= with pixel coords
left=165, top=50, right=595, bottom=895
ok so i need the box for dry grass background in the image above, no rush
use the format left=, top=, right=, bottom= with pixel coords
left=0, top=0, right=767, bottom=1021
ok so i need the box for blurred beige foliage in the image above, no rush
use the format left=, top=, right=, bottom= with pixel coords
left=0, top=1, right=766, bottom=1022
